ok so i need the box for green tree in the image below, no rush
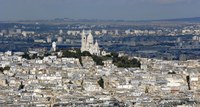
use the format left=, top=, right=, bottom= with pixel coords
left=4, top=66, right=10, bottom=71
left=92, top=55, right=104, bottom=65
left=97, top=77, right=104, bottom=89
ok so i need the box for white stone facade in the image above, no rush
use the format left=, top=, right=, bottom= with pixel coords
left=81, top=30, right=100, bottom=56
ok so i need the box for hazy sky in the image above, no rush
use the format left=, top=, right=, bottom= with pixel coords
left=0, top=0, right=200, bottom=21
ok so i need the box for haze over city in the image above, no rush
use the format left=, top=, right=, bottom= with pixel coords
left=1, top=0, right=200, bottom=21
left=1, top=0, right=200, bottom=106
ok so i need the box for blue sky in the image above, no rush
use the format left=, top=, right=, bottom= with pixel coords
left=0, top=0, right=200, bottom=21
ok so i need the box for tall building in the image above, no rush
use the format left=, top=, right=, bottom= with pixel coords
left=81, top=30, right=100, bottom=56
left=47, top=36, right=52, bottom=43
left=59, top=30, right=63, bottom=35
left=57, top=36, right=63, bottom=43
left=115, top=29, right=119, bottom=35
left=52, top=42, right=56, bottom=52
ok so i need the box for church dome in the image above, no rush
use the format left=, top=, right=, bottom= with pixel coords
left=87, top=33, right=93, bottom=43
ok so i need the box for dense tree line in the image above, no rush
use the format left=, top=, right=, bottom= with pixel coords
left=62, top=49, right=141, bottom=68
left=112, top=55, right=141, bottom=68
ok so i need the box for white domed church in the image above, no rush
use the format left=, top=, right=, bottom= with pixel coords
left=81, top=30, right=100, bottom=56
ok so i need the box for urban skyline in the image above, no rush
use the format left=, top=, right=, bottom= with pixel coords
left=0, top=0, right=200, bottom=106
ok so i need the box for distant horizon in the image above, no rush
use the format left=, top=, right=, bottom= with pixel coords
left=1, top=16, right=200, bottom=22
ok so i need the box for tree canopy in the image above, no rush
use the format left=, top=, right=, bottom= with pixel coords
left=62, top=49, right=141, bottom=68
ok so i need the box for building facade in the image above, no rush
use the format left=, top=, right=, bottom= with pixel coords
left=81, top=31, right=100, bottom=56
